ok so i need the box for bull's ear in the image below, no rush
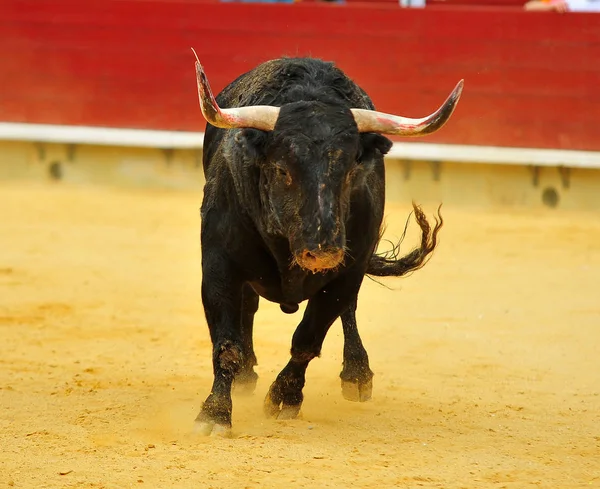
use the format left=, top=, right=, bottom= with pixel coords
left=358, top=133, right=393, bottom=163
left=233, top=128, right=268, bottom=163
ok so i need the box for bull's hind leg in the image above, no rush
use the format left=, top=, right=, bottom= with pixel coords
left=264, top=273, right=363, bottom=420
left=340, top=297, right=374, bottom=402
left=194, top=251, right=245, bottom=437
left=233, top=283, right=259, bottom=394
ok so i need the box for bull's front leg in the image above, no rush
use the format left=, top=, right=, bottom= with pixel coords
left=263, top=273, right=364, bottom=420
left=340, top=296, right=374, bottom=402
left=232, top=283, right=260, bottom=394
left=194, top=250, right=245, bottom=437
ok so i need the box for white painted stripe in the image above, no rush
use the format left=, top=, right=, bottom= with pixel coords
left=0, top=122, right=204, bottom=149
left=1, top=122, right=599, bottom=169
left=387, top=142, right=600, bottom=169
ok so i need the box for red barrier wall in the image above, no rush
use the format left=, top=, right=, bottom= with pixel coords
left=1, top=0, right=599, bottom=150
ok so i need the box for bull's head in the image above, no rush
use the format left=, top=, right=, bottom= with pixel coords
left=193, top=50, right=463, bottom=274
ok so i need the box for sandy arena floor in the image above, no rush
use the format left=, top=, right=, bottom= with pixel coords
left=1, top=182, right=599, bottom=488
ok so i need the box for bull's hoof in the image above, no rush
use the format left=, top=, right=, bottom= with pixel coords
left=278, top=404, right=302, bottom=420
left=341, top=379, right=373, bottom=402
left=193, top=420, right=233, bottom=438
left=263, top=392, right=302, bottom=420
left=233, top=370, right=259, bottom=396
left=194, top=396, right=233, bottom=436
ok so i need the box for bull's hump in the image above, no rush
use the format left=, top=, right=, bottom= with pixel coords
left=216, top=57, right=370, bottom=110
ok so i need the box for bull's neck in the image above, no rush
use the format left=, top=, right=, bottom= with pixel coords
left=257, top=231, right=308, bottom=303
left=280, top=265, right=308, bottom=304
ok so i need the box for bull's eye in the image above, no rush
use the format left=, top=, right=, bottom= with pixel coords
left=275, top=166, right=292, bottom=186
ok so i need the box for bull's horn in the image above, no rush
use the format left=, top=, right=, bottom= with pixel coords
left=350, top=79, right=464, bottom=136
left=192, top=48, right=280, bottom=131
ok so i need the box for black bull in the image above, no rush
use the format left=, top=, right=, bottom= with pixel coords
left=192, top=53, right=463, bottom=436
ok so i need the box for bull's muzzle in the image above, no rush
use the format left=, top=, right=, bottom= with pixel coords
left=295, top=248, right=345, bottom=273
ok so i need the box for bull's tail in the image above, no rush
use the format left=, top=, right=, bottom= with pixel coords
left=367, top=202, right=443, bottom=278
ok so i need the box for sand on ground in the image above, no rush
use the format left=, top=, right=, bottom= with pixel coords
left=1, top=182, right=599, bottom=488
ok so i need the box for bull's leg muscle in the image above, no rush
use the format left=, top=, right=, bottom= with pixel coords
left=233, top=283, right=259, bottom=394
left=195, top=251, right=245, bottom=436
left=340, top=297, right=374, bottom=402
left=264, top=273, right=363, bottom=420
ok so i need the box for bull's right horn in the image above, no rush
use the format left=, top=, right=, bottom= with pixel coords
left=351, top=79, right=464, bottom=136
left=192, top=48, right=280, bottom=131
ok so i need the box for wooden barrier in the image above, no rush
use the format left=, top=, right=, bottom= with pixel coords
left=0, top=0, right=599, bottom=151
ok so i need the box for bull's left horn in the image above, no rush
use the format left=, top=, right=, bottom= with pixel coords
left=350, top=79, right=464, bottom=136
left=192, top=48, right=280, bottom=131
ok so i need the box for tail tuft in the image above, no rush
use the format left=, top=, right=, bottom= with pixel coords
left=367, top=202, right=443, bottom=277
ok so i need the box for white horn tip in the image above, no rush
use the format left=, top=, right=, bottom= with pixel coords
left=191, top=47, right=200, bottom=63
left=455, top=79, right=465, bottom=96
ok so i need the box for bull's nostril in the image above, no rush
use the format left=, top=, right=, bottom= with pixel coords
left=303, top=251, right=316, bottom=260
left=297, top=248, right=344, bottom=272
